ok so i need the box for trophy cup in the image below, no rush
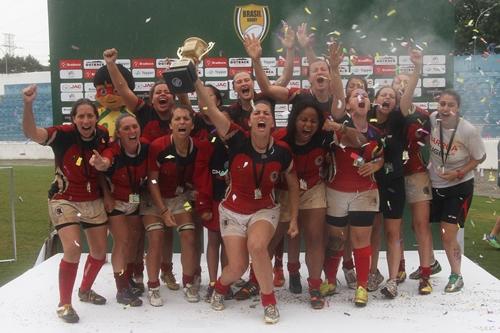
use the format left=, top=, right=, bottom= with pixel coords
left=163, top=37, right=214, bottom=93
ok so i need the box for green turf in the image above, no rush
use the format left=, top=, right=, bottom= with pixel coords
left=0, top=165, right=498, bottom=287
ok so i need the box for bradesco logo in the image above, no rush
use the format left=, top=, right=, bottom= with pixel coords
left=59, top=59, right=82, bottom=70
left=234, top=4, right=270, bottom=42
left=132, top=58, right=155, bottom=68
left=204, top=57, right=228, bottom=68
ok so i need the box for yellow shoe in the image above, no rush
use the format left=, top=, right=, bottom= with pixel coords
left=161, top=270, right=180, bottom=290
left=354, top=286, right=368, bottom=307
left=396, top=270, right=407, bottom=284
left=320, top=279, right=336, bottom=296
left=418, top=278, right=433, bottom=295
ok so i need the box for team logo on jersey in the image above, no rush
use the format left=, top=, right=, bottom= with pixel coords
left=234, top=4, right=270, bottom=42
left=314, top=155, right=324, bottom=166
left=270, top=170, right=279, bottom=183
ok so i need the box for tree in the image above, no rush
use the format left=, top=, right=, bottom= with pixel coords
left=0, top=54, right=49, bottom=73
left=454, top=0, right=500, bottom=55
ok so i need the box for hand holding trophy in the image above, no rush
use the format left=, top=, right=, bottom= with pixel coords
left=163, top=37, right=214, bottom=93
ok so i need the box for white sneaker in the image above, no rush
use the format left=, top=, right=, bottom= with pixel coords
left=264, top=304, right=280, bottom=324
left=342, top=267, right=357, bottom=290
left=147, top=287, right=163, bottom=307
left=184, top=283, right=201, bottom=303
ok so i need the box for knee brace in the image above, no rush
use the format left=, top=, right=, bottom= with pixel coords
left=145, top=222, right=164, bottom=232
left=177, top=223, right=195, bottom=233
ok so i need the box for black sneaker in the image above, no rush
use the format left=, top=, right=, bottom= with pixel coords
left=409, top=260, right=442, bottom=280
left=57, top=304, right=79, bottom=323
left=289, top=272, right=302, bottom=294
left=234, top=281, right=259, bottom=300
left=129, top=278, right=145, bottom=295
left=78, top=289, right=106, bottom=305
left=116, top=288, right=143, bottom=307
left=309, top=289, right=325, bottom=309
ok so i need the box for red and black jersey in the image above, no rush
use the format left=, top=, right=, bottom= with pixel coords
left=226, top=93, right=275, bottom=130
left=136, top=101, right=171, bottom=143
left=102, top=139, right=149, bottom=202
left=222, top=123, right=294, bottom=214
left=148, top=135, right=202, bottom=198
left=273, top=128, right=329, bottom=190
left=288, top=88, right=333, bottom=119
left=44, top=124, right=109, bottom=201
left=403, top=106, right=430, bottom=175
left=327, top=117, right=383, bottom=192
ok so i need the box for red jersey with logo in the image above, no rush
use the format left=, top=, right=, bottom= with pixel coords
left=287, top=88, right=333, bottom=119
left=226, top=93, right=275, bottom=130
left=102, top=139, right=149, bottom=202
left=136, top=101, right=171, bottom=143
left=404, top=106, right=430, bottom=175
left=222, top=123, right=294, bottom=214
left=44, top=124, right=109, bottom=201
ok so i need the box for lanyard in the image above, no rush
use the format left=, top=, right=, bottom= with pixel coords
left=438, top=117, right=460, bottom=168
left=75, top=129, right=96, bottom=192
left=252, top=140, right=271, bottom=191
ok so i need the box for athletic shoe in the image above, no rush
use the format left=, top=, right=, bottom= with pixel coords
left=343, top=267, right=357, bottom=290
left=444, top=273, right=464, bottom=293
left=131, top=276, right=145, bottom=294
left=160, top=270, right=180, bottom=290
left=210, top=290, right=225, bottom=311
left=354, top=286, right=368, bottom=307
left=56, top=304, right=79, bottom=323
left=289, top=272, right=302, bottom=294
left=147, top=286, right=163, bottom=307
left=234, top=281, right=259, bottom=300
left=367, top=269, right=384, bottom=292
left=78, top=289, right=106, bottom=305
left=418, top=278, right=432, bottom=295
left=319, top=278, right=336, bottom=296
left=273, top=267, right=285, bottom=287
left=116, top=288, right=143, bottom=307
left=264, top=304, right=280, bottom=324
left=309, top=289, right=325, bottom=309
left=205, top=282, right=215, bottom=303
left=192, top=275, right=202, bottom=294
left=381, top=279, right=398, bottom=299
left=183, top=283, right=201, bottom=303
left=409, top=260, right=442, bottom=280
left=396, top=270, right=407, bottom=284
left=485, top=234, right=500, bottom=249
left=233, top=278, right=247, bottom=288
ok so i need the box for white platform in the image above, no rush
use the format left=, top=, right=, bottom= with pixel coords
left=0, top=251, right=498, bottom=333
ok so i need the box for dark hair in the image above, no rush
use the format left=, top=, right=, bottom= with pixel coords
left=374, top=86, right=400, bottom=106
left=205, top=84, right=223, bottom=107
left=70, top=98, right=99, bottom=120
left=170, top=103, right=195, bottom=123
left=93, top=64, right=135, bottom=90
left=253, top=96, right=275, bottom=115
left=345, top=76, right=368, bottom=95
left=148, top=79, right=171, bottom=102
left=439, top=89, right=461, bottom=107
left=284, top=98, right=325, bottom=144
left=231, top=71, right=254, bottom=88
left=304, top=58, right=331, bottom=77
left=114, top=113, right=139, bottom=139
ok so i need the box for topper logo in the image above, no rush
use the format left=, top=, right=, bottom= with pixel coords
left=172, top=78, right=183, bottom=88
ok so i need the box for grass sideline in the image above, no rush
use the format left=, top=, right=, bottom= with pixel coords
left=0, top=165, right=499, bottom=287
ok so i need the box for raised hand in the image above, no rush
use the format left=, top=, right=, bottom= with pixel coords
left=103, top=48, right=118, bottom=64
left=279, top=22, right=295, bottom=50
left=409, top=49, right=423, bottom=67
left=22, top=84, right=37, bottom=104
left=328, top=40, right=344, bottom=70
left=243, top=34, right=262, bottom=60
left=89, top=149, right=110, bottom=171
left=296, top=23, right=314, bottom=49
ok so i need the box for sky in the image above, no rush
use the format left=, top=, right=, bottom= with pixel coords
left=0, top=0, right=49, bottom=66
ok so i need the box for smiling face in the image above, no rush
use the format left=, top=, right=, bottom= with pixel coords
left=233, top=72, right=254, bottom=101
left=151, top=83, right=175, bottom=114
left=115, top=115, right=141, bottom=148
left=169, top=107, right=194, bottom=138
left=95, top=83, right=124, bottom=110
left=248, top=101, right=274, bottom=136
left=308, top=60, right=330, bottom=92
left=72, top=104, right=98, bottom=139
left=375, top=87, right=397, bottom=115
left=437, top=93, right=459, bottom=120
left=295, top=106, right=319, bottom=145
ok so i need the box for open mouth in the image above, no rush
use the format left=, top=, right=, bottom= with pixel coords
left=358, top=102, right=365, bottom=108
left=317, top=76, right=328, bottom=84
left=257, top=121, right=266, bottom=129
left=178, top=128, right=187, bottom=133
left=382, top=101, right=390, bottom=108
left=158, top=98, right=168, bottom=105
left=241, top=87, right=251, bottom=95
left=128, top=135, right=137, bottom=140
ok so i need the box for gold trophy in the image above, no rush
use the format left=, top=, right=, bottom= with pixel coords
left=163, top=37, right=215, bottom=93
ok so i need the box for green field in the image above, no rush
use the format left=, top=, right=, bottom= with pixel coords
left=0, top=165, right=498, bottom=286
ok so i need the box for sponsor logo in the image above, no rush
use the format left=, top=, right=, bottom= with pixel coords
left=428, top=102, right=439, bottom=109
left=204, top=57, right=228, bottom=67
left=228, top=67, right=252, bottom=77
left=423, top=78, right=446, bottom=88
left=60, top=83, right=83, bottom=92
left=339, top=65, right=351, bottom=75
left=132, top=58, right=155, bottom=68
left=351, top=65, right=373, bottom=75
left=116, top=59, right=131, bottom=68
left=315, top=155, right=324, bottom=166
left=83, top=69, right=97, bottom=80
left=277, top=66, right=301, bottom=76
left=156, top=68, right=166, bottom=78
left=59, top=69, right=83, bottom=79
left=286, top=80, right=301, bottom=89
left=270, top=170, right=279, bottom=182
left=84, top=92, right=96, bottom=101
left=275, top=104, right=289, bottom=112
left=423, top=64, right=446, bottom=74
left=83, top=59, right=105, bottom=69
left=413, top=102, right=428, bottom=110
left=260, top=57, right=276, bottom=67
left=188, top=92, right=198, bottom=100
left=374, top=56, right=397, bottom=65
left=60, top=92, right=84, bottom=102
left=205, top=81, right=229, bottom=90
left=135, top=82, right=155, bottom=92
left=59, top=59, right=82, bottom=70
left=374, top=78, right=393, bottom=88
left=278, top=57, right=300, bottom=67
left=423, top=55, right=446, bottom=65
left=156, top=58, right=173, bottom=69
left=84, top=83, right=96, bottom=92
left=373, top=65, right=396, bottom=76
left=61, top=107, right=72, bottom=115
left=397, top=64, right=415, bottom=74
left=351, top=56, right=373, bottom=65
left=229, top=57, right=252, bottom=67
left=132, top=68, right=155, bottom=78
left=234, top=4, right=270, bottom=42
left=205, top=67, right=228, bottom=77
left=260, top=66, right=276, bottom=76
left=172, top=77, right=183, bottom=88
left=398, top=56, right=412, bottom=65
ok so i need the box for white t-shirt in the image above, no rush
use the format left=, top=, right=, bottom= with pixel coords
left=428, top=112, right=486, bottom=188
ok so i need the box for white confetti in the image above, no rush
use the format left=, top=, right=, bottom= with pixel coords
left=232, top=194, right=237, bottom=201
left=151, top=179, right=157, bottom=184
left=18, top=196, right=24, bottom=202
left=74, top=240, right=80, bottom=247
left=145, top=17, right=152, bottom=23
left=243, top=161, right=248, bottom=168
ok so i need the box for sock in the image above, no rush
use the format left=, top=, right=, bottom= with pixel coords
left=214, top=278, right=230, bottom=295
left=324, top=251, right=342, bottom=282
left=274, top=238, right=284, bottom=269
left=182, top=274, right=194, bottom=287
left=134, top=261, right=144, bottom=278
left=58, top=260, right=78, bottom=306
left=114, top=271, right=129, bottom=292
left=261, top=291, right=277, bottom=307
left=161, top=262, right=173, bottom=273
left=342, top=258, right=354, bottom=270
left=125, top=263, right=134, bottom=281
left=249, top=264, right=259, bottom=285
left=147, top=280, right=160, bottom=289
left=79, top=255, right=105, bottom=292
left=287, top=262, right=301, bottom=275
left=307, top=277, right=322, bottom=291
left=399, top=259, right=406, bottom=272
left=195, top=266, right=202, bottom=277
left=353, top=246, right=372, bottom=288
left=421, top=266, right=431, bottom=279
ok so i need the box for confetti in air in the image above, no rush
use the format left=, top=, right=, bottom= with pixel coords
left=71, top=45, right=80, bottom=50
left=387, top=9, right=397, bottom=16
left=304, top=7, right=312, bottom=15
left=74, top=240, right=80, bottom=247
left=145, top=17, right=151, bottom=23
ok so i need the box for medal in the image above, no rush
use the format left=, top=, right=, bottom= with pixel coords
left=299, top=178, right=308, bottom=191
left=129, top=193, right=140, bottom=204
left=254, top=188, right=262, bottom=199
left=76, top=157, right=82, bottom=166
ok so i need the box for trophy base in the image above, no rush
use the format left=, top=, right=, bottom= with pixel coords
left=163, top=60, right=198, bottom=94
